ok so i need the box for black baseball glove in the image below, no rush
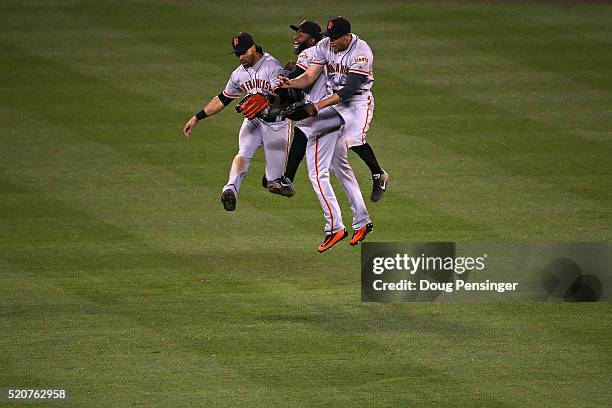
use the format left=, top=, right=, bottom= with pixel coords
left=282, top=101, right=317, bottom=121
left=286, top=88, right=305, bottom=105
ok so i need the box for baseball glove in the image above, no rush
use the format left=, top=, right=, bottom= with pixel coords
left=286, top=87, right=305, bottom=105
left=282, top=101, right=317, bottom=121
left=235, top=93, right=270, bottom=120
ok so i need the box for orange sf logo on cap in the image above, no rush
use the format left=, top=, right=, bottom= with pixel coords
left=327, top=21, right=333, bottom=30
left=233, top=37, right=239, bottom=46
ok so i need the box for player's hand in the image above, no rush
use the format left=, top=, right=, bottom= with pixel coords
left=277, top=75, right=292, bottom=88
left=183, top=116, right=198, bottom=138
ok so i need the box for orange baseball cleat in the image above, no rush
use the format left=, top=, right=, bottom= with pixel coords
left=317, top=229, right=348, bottom=253
left=350, top=223, right=374, bottom=246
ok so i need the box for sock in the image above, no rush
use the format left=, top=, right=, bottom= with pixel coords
left=284, top=127, right=307, bottom=181
left=350, top=143, right=383, bottom=175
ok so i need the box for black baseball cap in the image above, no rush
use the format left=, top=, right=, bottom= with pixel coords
left=290, top=20, right=322, bottom=42
left=321, top=16, right=351, bottom=39
left=231, top=32, right=255, bottom=54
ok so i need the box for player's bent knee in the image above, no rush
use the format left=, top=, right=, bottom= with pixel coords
left=233, top=155, right=251, bottom=172
left=347, top=139, right=365, bottom=149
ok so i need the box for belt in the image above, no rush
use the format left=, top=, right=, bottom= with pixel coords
left=334, top=91, right=363, bottom=96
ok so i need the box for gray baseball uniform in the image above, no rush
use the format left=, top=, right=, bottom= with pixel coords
left=222, top=53, right=290, bottom=196
left=312, top=34, right=374, bottom=148
left=296, top=46, right=370, bottom=234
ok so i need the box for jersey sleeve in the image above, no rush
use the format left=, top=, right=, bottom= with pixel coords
left=222, top=71, right=243, bottom=99
left=311, top=41, right=328, bottom=67
left=269, top=63, right=285, bottom=91
left=348, top=45, right=373, bottom=76
left=296, top=48, right=314, bottom=70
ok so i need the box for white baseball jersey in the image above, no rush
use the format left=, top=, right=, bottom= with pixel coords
left=296, top=46, right=330, bottom=103
left=312, top=34, right=374, bottom=98
left=220, top=53, right=290, bottom=197
left=310, top=35, right=375, bottom=148
left=223, top=52, right=285, bottom=117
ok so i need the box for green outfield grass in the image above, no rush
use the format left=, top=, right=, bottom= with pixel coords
left=1, top=1, right=611, bottom=406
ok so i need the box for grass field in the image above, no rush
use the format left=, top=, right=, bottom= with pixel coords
left=1, top=1, right=611, bottom=407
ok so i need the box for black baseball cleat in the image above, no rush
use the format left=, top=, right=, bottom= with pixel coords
left=350, top=223, right=374, bottom=246
left=371, top=171, right=389, bottom=202
left=220, top=189, right=236, bottom=211
left=267, top=176, right=295, bottom=198
left=317, top=229, right=348, bottom=253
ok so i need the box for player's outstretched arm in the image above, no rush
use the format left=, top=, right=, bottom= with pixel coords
left=278, top=64, right=323, bottom=89
left=314, top=72, right=368, bottom=111
left=183, top=96, right=228, bottom=138
left=314, top=94, right=342, bottom=111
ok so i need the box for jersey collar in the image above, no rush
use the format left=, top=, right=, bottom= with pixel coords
left=337, top=34, right=357, bottom=56
left=247, top=52, right=269, bottom=72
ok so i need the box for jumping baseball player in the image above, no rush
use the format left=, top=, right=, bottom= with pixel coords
left=282, top=21, right=321, bottom=184
left=260, top=21, right=322, bottom=194
left=183, top=32, right=293, bottom=211
left=279, top=16, right=389, bottom=202
left=283, top=20, right=373, bottom=253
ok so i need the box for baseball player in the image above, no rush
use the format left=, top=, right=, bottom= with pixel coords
left=260, top=21, right=322, bottom=193
left=283, top=20, right=373, bottom=253
left=183, top=32, right=293, bottom=211
left=282, top=21, right=321, bottom=185
left=279, top=16, right=389, bottom=202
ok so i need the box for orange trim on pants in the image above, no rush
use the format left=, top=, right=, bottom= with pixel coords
left=315, top=136, right=334, bottom=232
left=361, top=96, right=372, bottom=145
left=284, top=121, right=291, bottom=170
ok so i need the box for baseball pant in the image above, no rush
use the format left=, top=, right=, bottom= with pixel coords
left=299, top=107, right=370, bottom=234
left=223, top=118, right=290, bottom=196
left=333, top=94, right=374, bottom=148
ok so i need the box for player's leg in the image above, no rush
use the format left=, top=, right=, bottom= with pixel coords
left=221, top=119, right=262, bottom=210
left=329, top=133, right=373, bottom=246
left=261, top=120, right=294, bottom=197
left=262, top=117, right=322, bottom=195
left=286, top=107, right=343, bottom=182
left=351, top=142, right=387, bottom=202
left=307, top=132, right=347, bottom=252
left=284, top=125, right=307, bottom=182
left=336, top=97, right=389, bottom=202
left=301, top=107, right=348, bottom=252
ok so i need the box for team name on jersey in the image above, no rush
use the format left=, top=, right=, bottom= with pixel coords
left=240, top=78, right=273, bottom=93
left=327, top=63, right=349, bottom=75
